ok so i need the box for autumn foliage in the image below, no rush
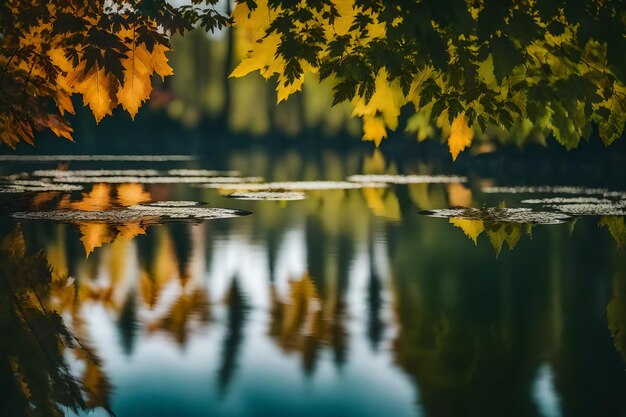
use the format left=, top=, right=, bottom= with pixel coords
left=1, top=0, right=626, bottom=159
left=0, top=0, right=228, bottom=147
left=231, top=0, right=626, bottom=158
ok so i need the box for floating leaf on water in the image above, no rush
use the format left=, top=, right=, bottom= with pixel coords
left=201, top=181, right=388, bottom=191
left=420, top=207, right=571, bottom=224
left=12, top=206, right=250, bottom=223
left=144, top=201, right=206, bottom=207
left=0, top=155, right=194, bottom=162
left=0, top=179, right=82, bottom=193
left=30, top=169, right=241, bottom=178
left=348, top=174, right=467, bottom=184
left=482, top=186, right=608, bottom=195
left=53, top=176, right=264, bottom=184
left=227, top=191, right=307, bottom=201
left=551, top=203, right=626, bottom=216
left=603, top=191, right=626, bottom=199
left=167, top=169, right=240, bottom=177
left=32, top=169, right=162, bottom=177
left=522, top=197, right=612, bottom=205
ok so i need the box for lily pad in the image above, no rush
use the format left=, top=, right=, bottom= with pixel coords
left=481, top=186, right=608, bottom=195
left=144, top=201, right=205, bottom=207
left=227, top=191, right=307, bottom=201
left=0, top=180, right=82, bottom=193
left=0, top=155, right=194, bottom=162
left=32, top=169, right=162, bottom=177
left=551, top=203, right=626, bottom=216
left=12, top=206, right=250, bottom=223
left=52, top=176, right=264, bottom=184
left=521, top=197, right=612, bottom=205
left=348, top=174, right=467, bottom=184
left=167, top=169, right=240, bottom=176
left=201, top=181, right=387, bottom=191
left=420, top=207, right=572, bottom=224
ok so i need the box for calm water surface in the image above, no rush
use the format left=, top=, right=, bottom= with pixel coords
left=0, top=150, right=625, bottom=417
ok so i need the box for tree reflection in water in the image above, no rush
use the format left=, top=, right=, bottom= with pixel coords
left=0, top=226, right=112, bottom=417
left=2, top=153, right=626, bottom=417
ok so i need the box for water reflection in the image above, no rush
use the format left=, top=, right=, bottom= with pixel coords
left=1, top=154, right=625, bottom=417
left=0, top=227, right=112, bottom=416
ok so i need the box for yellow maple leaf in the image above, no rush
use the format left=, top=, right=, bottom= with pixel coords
left=233, top=0, right=272, bottom=57
left=118, top=41, right=153, bottom=120
left=77, top=64, right=117, bottom=123
left=49, top=48, right=76, bottom=115
left=352, top=68, right=405, bottom=129
left=448, top=113, right=474, bottom=160
left=362, top=116, right=387, bottom=146
left=450, top=218, right=484, bottom=244
left=150, top=44, right=174, bottom=80
left=231, top=33, right=284, bottom=79
left=351, top=68, right=406, bottom=145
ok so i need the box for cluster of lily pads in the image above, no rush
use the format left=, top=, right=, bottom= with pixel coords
left=422, top=185, right=626, bottom=225
left=2, top=166, right=472, bottom=224
left=2, top=167, right=469, bottom=200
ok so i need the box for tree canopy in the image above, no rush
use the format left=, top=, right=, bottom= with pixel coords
left=1, top=0, right=625, bottom=159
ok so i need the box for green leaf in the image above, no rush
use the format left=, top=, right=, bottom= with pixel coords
left=491, top=35, right=524, bottom=83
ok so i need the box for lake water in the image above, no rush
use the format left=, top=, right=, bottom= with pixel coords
left=0, top=149, right=625, bottom=417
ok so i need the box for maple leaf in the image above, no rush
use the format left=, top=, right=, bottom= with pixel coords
left=118, top=39, right=153, bottom=120
left=231, top=33, right=284, bottom=80
left=75, top=64, right=118, bottom=123
left=449, top=218, right=484, bottom=245
left=362, top=116, right=387, bottom=145
left=150, top=44, right=174, bottom=80
left=448, top=113, right=474, bottom=160
left=49, top=48, right=76, bottom=115
left=33, top=113, right=74, bottom=141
